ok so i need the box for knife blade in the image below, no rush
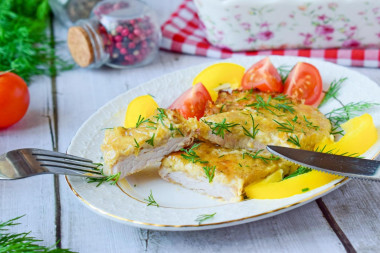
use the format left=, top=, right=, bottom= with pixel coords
left=266, top=145, right=380, bottom=181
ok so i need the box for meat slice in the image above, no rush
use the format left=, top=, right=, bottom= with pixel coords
left=101, top=109, right=195, bottom=178
left=159, top=142, right=297, bottom=202
left=198, top=91, right=332, bottom=152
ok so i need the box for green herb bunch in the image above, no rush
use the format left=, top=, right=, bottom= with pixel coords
left=0, top=216, right=76, bottom=252
left=0, top=0, right=73, bottom=83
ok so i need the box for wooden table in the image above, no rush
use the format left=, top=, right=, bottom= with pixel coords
left=1, top=1, right=380, bottom=252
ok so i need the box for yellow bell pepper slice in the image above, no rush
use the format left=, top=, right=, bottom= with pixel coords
left=192, top=63, right=245, bottom=101
left=245, top=113, right=378, bottom=199
left=123, top=95, right=158, bottom=128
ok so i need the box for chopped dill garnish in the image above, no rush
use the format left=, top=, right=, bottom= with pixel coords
left=145, top=190, right=159, bottom=207
left=283, top=166, right=311, bottom=180
left=218, top=155, right=225, bottom=158
left=236, top=96, right=248, bottom=102
left=325, top=102, right=379, bottom=126
left=292, top=115, right=298, bottom=122
left=302, top=188, right=310, bottom=192
left=180, top=143, right=208, bottom=164
left=203, top=118, right=240, bottom=139
left=133, top=138, right=140, bottom=148
left=195, top=213, right=216, bottom=225
left=203, top=165, right=216, bottom=183
left=101, top=127, right=114, bottom=130
left=303, top=115, right=319, bottom=130
left=153, top=108, right=167, bottom=126
left=136, top=115, right=147, bottom=128
left=330, top=125, right=344, bottom=136
left=273, top=119, right=294, bottom=133
left=242, top=114, right=259, bottom=140
left=319, top=77, right=347, bottom=107
left=277, top=65, right=292, bottom=83
left=146, top=125, right=158, bottom=130
left=145, top=133, right=155, bottom=146
left=273, top=94, right=289, bottom=101
left=287, top=135, right=301, bottom=147
left=148, top=93, right=155, bottom=98
left=238, top=163, right=242, bottom=167
left=169, top=123, right=184, bottom=137
left=86, top=163, right=121, bottom=187
left=315, top=145, right=360, bottom=158
left=219, top=104, right=225, bottom=113
left=242, top=149, right=280, bottom=164
left=0, top=216, right=75, bottom=253
left=246, top=95, right=294, bottom=115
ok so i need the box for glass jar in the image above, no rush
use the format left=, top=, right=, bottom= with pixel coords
left=67, top=0, right=161, bottom=69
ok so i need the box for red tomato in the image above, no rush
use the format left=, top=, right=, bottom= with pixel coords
left=241, top=57, right=283, bottom=92
left=169, top=82, right=212, bottom=119
left=284, top=62, right=323, bottom=106
left=0, top=72, right=30, bottom=128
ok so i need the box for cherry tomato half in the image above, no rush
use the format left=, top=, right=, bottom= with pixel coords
left=0, top=72, right=30, bottom=128
left=169, top=82, right=212, bottom=119
left=241, top=57, right=283, bottom=92
left=284, top=62, right=323, bottom=106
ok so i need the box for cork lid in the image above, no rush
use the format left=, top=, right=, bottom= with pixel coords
left=67, top=26, right=94, bottom=67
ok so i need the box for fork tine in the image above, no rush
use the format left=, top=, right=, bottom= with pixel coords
left=40, top=161, right=102, bottom=174
left=35, top=157, right=99, bottom=169
left=31, top=149, right=92, bottom=163
left=44, top=166, right=104, bottom=178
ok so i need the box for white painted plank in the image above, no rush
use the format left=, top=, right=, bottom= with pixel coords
left=148, top=202, right=345, bottom=253
left=0, top=76, right=56, bottom=247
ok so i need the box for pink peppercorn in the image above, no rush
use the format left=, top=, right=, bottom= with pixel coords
left=114, top=35, right=123, bottom=42
left=121, top=29, right=129, bottom=36
left=120, top=48, right=127, bottom=55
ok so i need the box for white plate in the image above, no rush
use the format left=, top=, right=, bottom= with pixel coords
left=66, top=55, right=380, bottom=231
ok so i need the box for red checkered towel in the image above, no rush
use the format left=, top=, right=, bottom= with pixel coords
left=160, top=0, right=380, bottom=68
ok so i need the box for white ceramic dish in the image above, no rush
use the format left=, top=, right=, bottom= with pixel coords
left=66, top=55, right=380, bottom=231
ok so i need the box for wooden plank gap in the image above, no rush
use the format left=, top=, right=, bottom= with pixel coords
left=316, top=198, right=356, bottom=253
left=49, top=12, right=62, bottom=249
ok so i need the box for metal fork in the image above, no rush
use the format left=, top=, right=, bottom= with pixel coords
left=0, top=149, right=104, bottom=180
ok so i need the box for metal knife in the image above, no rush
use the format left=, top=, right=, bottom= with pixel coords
left=266, top=145, right=380, bottom=181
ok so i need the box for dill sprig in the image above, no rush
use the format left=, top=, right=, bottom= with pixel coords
left=133, top=138, right=140, bottom=148
left=247, top=95, right=294, bottom=115
left=277, top=65, right=292, bottom=83
left=242, top=149, right=280, bottom=164
left=153, top=108, right=167, bottom=126
left=0, top=216, right=76, bottom=252
left=325, top=102, right=379, bottom=126
left=236, top=96, right=248, bottom=102
left=273, top=119, right=295, bottom=133
left=136, top=115, right=149, bottom=128
left=283, top=166, right=311, bottom=180
left=195, top=213, right=216, bottom=225
left=315, top=145, right=360, bottom=158
left=0, top=0, right=73, bottom=83
left=319, top=78, right=347, bottom=107
left=242, top=114, right=259, bottom=140
left=86, top=163, right=121, bottom=187
left=145, top=190, right=159, bottom=207
left=203, top=118, right=240, bottom=139
left=287, top=135, right=301, bottom=147
left=203, top=165, right=216, bottom=183
left=330, top=125, right=344, bottom=136
left=145, top=133, right=155, bottom=146
left=180, top=143, right=208, bottom=164
left=303, top=115, right=319, bottom=130
left=169, top=123, right=184, bottom=137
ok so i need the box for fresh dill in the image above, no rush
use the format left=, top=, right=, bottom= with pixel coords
left=133, top=138, right=140, bottom=148
left=292, top=115, right=298, bottom=122
left=220, top=104, right=225, bottom=113
left=242, top=149, right=280, bottom=164
left=153, top=108, right=167, bottom=126
left=277, top=65, right=292, bottom=83
left=315, top=145, right=360, bottom=158
left=287, top=135, right=301, bottom=147
left=203, top=118, right=240, bottom=139
left=302, top=188, right=310, bottom=192
left=101, top=127, right=114, bottom=130
left=169, top=123, right=184, bottom=137
left=236, top=96, right=248, bottom=102
left=136, top=115, right=150, bottom=128
left=145, top=133, right=155, bottom=146
left=195, top=213, right=216, bottom=225
left=273, top=119, right=295, bottom=133
left=0, top=216, right=76, bottom=252
left=86, top=163, right=121, bottom=187
left=242, top=114, right=259, bottom=140
left=146, top=125, right=158, bottom=130
left=319, top=77, right=347, bottom=107
left=330, top=125, right=344, bottom=136
left=283, top=166, right=312, bottom=180
left=303, top=115, right=319, bottom=130
left=218, top=155, right=225, bottom=158
left=148, top=93, right=155, bottom=98
left=145, top=190, right=159, bottom=207
left=246, top=95, right=294, bottom=115
left=180, top=143, right=208, bottom=164
left=203, top=165, right=216, bottom=183
left=325, top=102, right=379, bottom=126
